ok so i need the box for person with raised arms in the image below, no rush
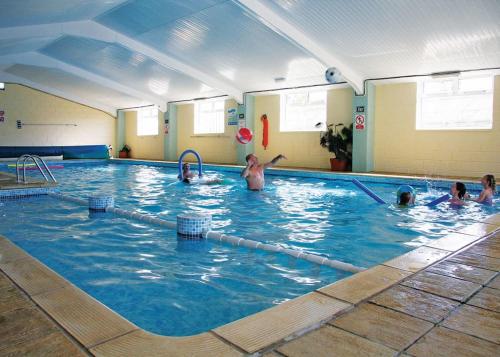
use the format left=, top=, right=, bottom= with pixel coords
left=241, top=153, right=287, bottom=191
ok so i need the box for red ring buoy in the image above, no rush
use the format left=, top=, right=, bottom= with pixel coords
left=236, top=128, right=253, bottom=144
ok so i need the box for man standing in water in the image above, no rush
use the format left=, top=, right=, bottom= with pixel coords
left=241, top=153, right=287, bottom=190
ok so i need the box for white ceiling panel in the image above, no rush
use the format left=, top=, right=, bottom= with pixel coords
left=1, top=0, right=499, bottom=109
left=40, top=36, right=223, bottom=101
left=0, top=0, right=126, bottom=28
left=264, top=0, right=500, bottom=78
left=4, top=64, right=147, bottom=111
left=135, top=1, right=325, bottom=91
left=0, top=37, right=55, bottom=56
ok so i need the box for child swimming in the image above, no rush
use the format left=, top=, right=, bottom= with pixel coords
left=449, top=182, right=467, bottom=206
left=474, top=174, right=495, bottom=205
left=181, top=162, right=195, bottom=183
left=397, top=185, right=416, bottom=206
left=181, top=162, right=222, bottom=185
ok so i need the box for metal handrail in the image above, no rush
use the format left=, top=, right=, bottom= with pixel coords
left=16, top=154, right=57, bottom=184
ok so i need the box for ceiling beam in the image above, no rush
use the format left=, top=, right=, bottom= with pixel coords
left=234, top=0, right=364, bottom=94
left=0, top=21, right=244, bottom=103
left=0, top=71, right=117, bottom=115
left=0, top=52, right=166, bottom=111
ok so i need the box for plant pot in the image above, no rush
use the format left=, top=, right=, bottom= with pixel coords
left=330, top=158, right=348, bottom=171
left=119, top=151, right=129, bottom=158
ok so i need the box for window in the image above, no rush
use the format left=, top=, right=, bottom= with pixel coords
left=194, top=99, right=225, bottom=134
left=137, top=106, right=158, bottom=136
left=416, top=75, right=493, bottom=130
left=280, top=90, right=326, bottom=132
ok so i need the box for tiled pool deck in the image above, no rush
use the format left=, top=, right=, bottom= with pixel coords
left=1, top=218, right=499, bottom=356
left=0, top=163, right=499, bottom=356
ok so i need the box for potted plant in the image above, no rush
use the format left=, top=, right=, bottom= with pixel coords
left=118, top=144, right=131, bottom=158
left=320, top=123, right=353, bottom=171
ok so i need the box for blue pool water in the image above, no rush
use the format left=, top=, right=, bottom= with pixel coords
left=0, top=161, right=497, bottom=335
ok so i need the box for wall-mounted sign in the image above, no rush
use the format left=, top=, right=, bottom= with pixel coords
left=355, top=114, right=365, bottom=130
left=356, top=106, right=365, bottom=113
left=227, top=108, right=238, bottom=125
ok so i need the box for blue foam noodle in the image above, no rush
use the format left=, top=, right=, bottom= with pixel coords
left=352, top=179, right=387, bottom=204
left=178, top=149, right=203, bottom=181
left=426, top=194, right=451, bottom=207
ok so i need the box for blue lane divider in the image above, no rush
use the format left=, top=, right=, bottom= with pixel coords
left=426, top=194, right=450, bottom=207
left=352, top=179, right=387, bottom=204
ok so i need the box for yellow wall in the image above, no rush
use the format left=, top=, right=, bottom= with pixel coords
left=124, top=109, right=164, bottom=160
left=253, top=88, right=353, bottom=169
left=0, top=84, right=115, bottom=152
left=177, top=99, right=239, bottom=164
left=374, top=76, right=500, bottom=178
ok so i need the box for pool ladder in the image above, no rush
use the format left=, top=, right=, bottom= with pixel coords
left=16, top=154, right=57, bottom=184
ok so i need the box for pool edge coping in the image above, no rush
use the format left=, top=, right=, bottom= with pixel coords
left=1, top=215, right=499, bottom=355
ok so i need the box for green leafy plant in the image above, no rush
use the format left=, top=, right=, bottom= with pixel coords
left=120, top=145, right=131, bottom=153
left=320, top=123, right=353, bottom=162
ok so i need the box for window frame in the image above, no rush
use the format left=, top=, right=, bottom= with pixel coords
left=280, top=90, right=327, bottom=133
left=416, top=75, right=493, bottom=131
left=194, top=99, right=225, bottom=135
left=136, top=106, right=159, bottom=136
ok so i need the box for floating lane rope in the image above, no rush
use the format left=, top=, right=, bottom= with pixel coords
left=47, top=192, right=364, bottom=273
left=205, top=231, right=364, bottom=273
left=352, top=179, right=387, bottom=204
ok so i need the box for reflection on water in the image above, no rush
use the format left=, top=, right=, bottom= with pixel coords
left=9, top=161, right=498, bottom=266
left=35, top=163, right=500, bottom=268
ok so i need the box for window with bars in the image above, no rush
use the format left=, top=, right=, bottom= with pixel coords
left=194, top=99, right=225, bottom=134
left=280, top=90, right=326, bottom=132
left=416, top=76, right=493, bottom=130
left=137, top=106, right=158, bottom=136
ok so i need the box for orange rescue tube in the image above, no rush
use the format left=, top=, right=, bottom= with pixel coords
left=261, top=114, right=269, bottom=150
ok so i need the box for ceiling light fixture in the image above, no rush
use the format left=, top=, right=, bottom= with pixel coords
left=430, top=70, right=461, bottom=79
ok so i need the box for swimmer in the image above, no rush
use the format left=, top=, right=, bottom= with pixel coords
left=397, top=185, right=416, bottom=206
left=181, top=162, right=195, bottom=184
left=181, top=162, right=222, bottom=185
left=449, top=182, right=468, bottom=206
left=241, top=153, right=287, bottom=191
left=474, top=174, right=495, bottom=205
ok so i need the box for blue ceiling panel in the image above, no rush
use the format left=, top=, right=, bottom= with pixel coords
left=96, top=0, right=226, bottom=37
left=40, top=35, right=222, bottom=100
left=0, top=37, right=55, bottom=55
left=5, top=63, right=144, bottom=109
left=136, top=1, right=325, bottom=91
left=0, top=0, right=126, bottom=28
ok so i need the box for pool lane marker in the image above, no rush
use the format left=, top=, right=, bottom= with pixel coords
left=205, top=232, right=364, bottom=273
left=48, top=192, right=364, bottom=273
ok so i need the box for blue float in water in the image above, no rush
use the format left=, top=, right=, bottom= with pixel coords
left=352, top=179, right=387, bottom=204
left=426, top=194, right=451, bottom=207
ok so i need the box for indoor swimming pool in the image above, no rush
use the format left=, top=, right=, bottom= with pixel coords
left=0, top=160, right=497, bottom=336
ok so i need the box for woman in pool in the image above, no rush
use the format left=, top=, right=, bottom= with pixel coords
left=474, top=174, right=495, bottom=205
left=397, top=185, right=416, bottom=206
left=449, top=182, right=468, bottom=206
